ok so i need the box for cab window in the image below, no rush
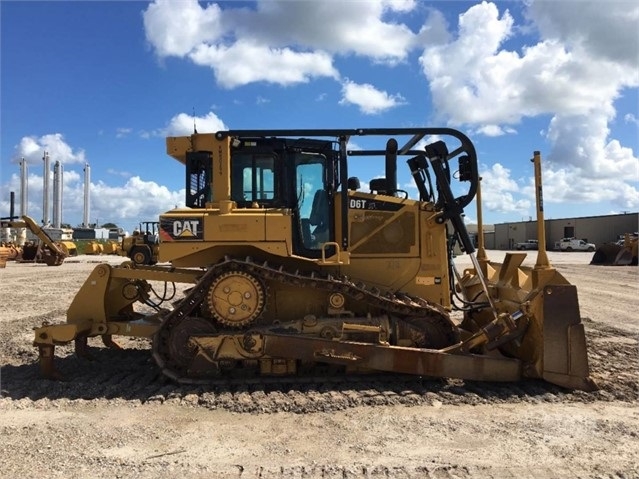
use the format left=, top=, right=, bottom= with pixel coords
left=231, top=153, right=277, bottom=205
left=296, top=153, right=329, bottom=249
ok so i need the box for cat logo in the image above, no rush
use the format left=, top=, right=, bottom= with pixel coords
left=173, top=219, right=201, bottom=238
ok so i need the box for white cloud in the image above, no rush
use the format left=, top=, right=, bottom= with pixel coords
left=526, top=0, right=639, bottom=68
left=143, top=0, right=225, bottom=57
left=624, top=113, right=638, bottom=126
left=382, top=0, right=416, bottom=14
left=90, top=176, right=184, bottom=221
left=164, top=111, right=228, bottom=136
left=419, top=2, right=638, bottom=125
left=415, top=8, right=451, bottom=47
left=142, top=0, right=449, bottom=88
left=13, top=134, right=86, bottom=166
left=189, top=41, right=338, bottom=88
left=339, top=80, right=406, bottom=115
left=246, top=0, right=419, bottom=64
left=542, top=166, right=639, bottom=210
left=479, top=163, right=531, bottom=215
left=107, top=168, right=132, bottom=178
left=545, top=113, right=638, bottom=181
left=256, top=0, right=415, bottom=64
left=116, top=128, right=132, bottom=138
left=475, top=125, right=516, bottom=137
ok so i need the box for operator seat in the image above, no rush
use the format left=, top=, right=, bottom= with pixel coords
left=309, top=189, right=329, bottom=245
left=309, top=189, right=328, bottom=227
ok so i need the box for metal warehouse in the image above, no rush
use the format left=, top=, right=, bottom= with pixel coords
left=491, top=212, right=638, bottom=250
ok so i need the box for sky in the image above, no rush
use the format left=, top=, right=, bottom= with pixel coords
left=1, top=0, right=638, bottom=234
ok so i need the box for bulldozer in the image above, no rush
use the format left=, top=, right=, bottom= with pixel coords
left=119, top=221, right=160, bottom=265
left=32, top=128, right=596, bottom=391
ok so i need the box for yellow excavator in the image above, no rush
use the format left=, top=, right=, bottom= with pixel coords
left=33, top=128, right=596, bottom=391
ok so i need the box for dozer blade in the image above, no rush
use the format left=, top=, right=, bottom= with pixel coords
left=539, top=284, right=596, bottom=390
left=590, top=244, right=625, bottom=265
left=456, top=253, right=597, bottom=391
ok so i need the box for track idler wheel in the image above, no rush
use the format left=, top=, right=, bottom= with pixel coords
left=207, top=270, right=266, bottom=328
left=164, top=316, right=218, bottom=377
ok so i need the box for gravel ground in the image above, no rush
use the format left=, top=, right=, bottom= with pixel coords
left=0, top=251, right=637, bottom=478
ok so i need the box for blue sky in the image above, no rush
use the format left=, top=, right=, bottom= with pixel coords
left=1, top=0, right=637, bottom=234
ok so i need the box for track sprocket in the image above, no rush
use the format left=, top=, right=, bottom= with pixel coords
left=207, top=270, right=266, bottom=328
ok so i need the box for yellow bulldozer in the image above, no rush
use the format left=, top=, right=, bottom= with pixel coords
left=33, top=128, right=596, bottom=391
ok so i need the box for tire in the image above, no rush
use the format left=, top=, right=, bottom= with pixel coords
left=587, top=246, right=595, bottom=252
left=566, top=247, right=573, bottom=252
left=131, top=246, right=151, bottom=265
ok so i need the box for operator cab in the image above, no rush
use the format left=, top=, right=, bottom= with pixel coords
left=185, top=137, right=339, bottom=258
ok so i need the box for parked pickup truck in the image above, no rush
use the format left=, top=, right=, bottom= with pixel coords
left=558, top=238, right=596, bottom=252
left=515, top=239, right=538, bottom=250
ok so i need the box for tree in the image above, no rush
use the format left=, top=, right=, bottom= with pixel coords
left=101, top=222, right=119, bottom=229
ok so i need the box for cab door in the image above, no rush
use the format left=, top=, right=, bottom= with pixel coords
left=292, top=152, right=334, bottom=258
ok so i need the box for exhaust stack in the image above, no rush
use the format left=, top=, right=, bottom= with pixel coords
left=20, top=158, right=28, bottom=217
left=42, top=152, right=50, bottom=226
left=385, top=138, right=398, bottom=194
left=53, top=161, right=63, bottom=229
left=83, top=163, right=90, bottom=227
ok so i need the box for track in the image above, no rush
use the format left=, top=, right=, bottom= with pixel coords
left=152, top=256, right=458, bottom=382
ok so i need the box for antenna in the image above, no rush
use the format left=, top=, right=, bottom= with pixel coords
left=193, top=107, right=198, bottom=134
